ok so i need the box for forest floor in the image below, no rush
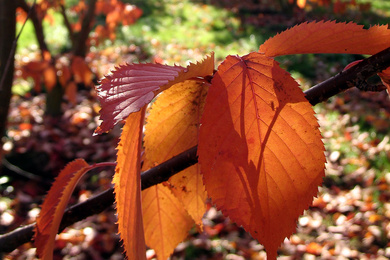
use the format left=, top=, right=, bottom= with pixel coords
left=2, top=0, right=390, bottom=259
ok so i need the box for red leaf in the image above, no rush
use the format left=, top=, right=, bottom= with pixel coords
left=95, top=53, right=214, bottom=134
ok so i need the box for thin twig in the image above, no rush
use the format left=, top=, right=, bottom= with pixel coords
left=59, top=3, right=75, bottom=48
left=2, top=158, right=51, bottom=185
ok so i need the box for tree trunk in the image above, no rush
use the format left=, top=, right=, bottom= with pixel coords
left=73, top=0, right=97, bottom=57
left=0, top=1, right=16, bottom=161
left=45, top=82, right=64, bottom=116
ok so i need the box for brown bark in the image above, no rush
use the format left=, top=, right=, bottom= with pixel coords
left=0, top=1, right=16, bottom=161
left=73, top=0, right=97, bottom=57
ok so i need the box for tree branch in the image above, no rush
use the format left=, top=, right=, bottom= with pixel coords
left=305, top=47, right=390, bottom=105
left=73, top=0, right=97, bottom=57
left=16, top=0, right=49, bottom=57
left=59, top=3, right=75, bottom=48
left=1, top=47, right=390, bottom=253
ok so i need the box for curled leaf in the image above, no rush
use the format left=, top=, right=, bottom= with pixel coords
left=34, top=159, right=91, bottom=260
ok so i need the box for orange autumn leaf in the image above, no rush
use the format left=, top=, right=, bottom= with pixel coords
left=259, top=21, right=390, bottom=57
left=198, top=52, right=325, bottom=259
left=58, top=65, right=71, bottom=87
left=21, top=60, right=49, bottom=92
left=43, top=65, right=57, bottom=92
left=65, top=81, right=78, bottom=104
left=142, top=184, right=194, bottom=260
left=95, top=53, right=214, bottom=134
left=34, top=159, right=91, bottom=260
left=144, top=80, right=209, bottom=226
left=297, top=0, right=306, bottom=8
left=71, top=56, right=92, bottom=86
left=122, top=5, right=142, bottom=26
left=95, top=0, right=115, bottom=15
left=106, top=8, right=121, bottom=28
left=21, top=60, right=57, bottom=92
left=114, top=107, right=147, bottom=260
left=16, top=7, right=28, bottom=23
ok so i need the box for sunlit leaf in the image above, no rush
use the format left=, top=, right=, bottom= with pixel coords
left=21, top=61, right=48, bottom=92
left=260, top=21, right=390, bottom=57
left=114, top=107, right=147, bottom=260
left=144, top=80, right=209, bottom=226
left=297, top=0, right=306, bottom=8
left=95, top=53, right=214, bottom=134
left=142, top=184, right=194, bottom=260
left=198, top=52, right=325, bottom=259
left=43, top=65, right=57, bottom=92
left=34, top=159, right=90, bottom=260
left=71, top=56, right=92, bottom=86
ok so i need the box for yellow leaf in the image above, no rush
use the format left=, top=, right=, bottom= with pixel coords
left=142, top=81, right=209, bottom=259
left=198, top=52, right=325, bottom=259
left=168, top=164, right=205, bottom=226
left=144, top=80, right=209, bottom=225
left=142, top=184, right=194, bottom=260
left=114, top=107, right=147, bottom=260
left=260, top=21, right=390, bottom=57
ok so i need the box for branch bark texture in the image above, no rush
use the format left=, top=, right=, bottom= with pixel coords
left=1, top=47, right=390, bottom=253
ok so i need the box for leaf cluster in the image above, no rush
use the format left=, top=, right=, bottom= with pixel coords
left=31, top=21, right=390, bottom=259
